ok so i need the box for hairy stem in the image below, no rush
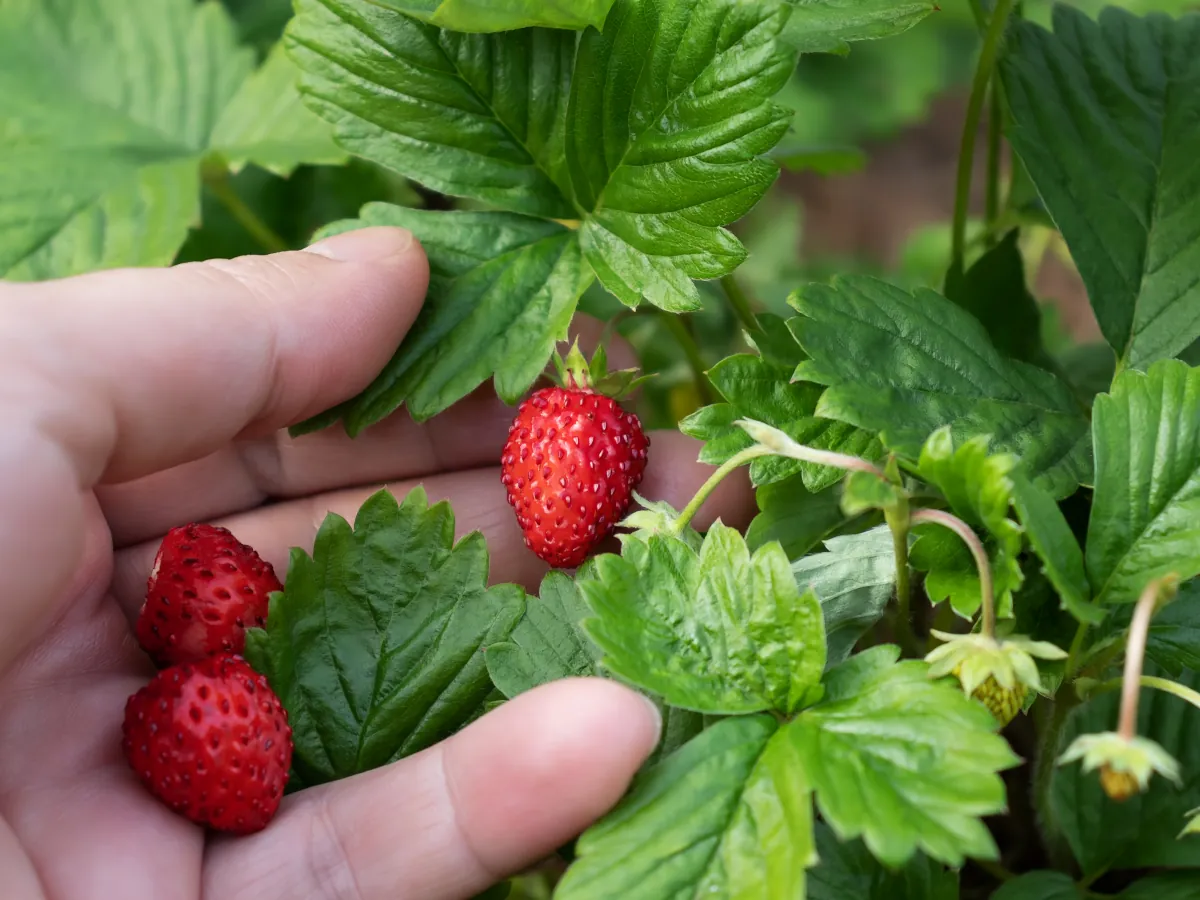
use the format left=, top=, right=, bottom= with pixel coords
left=910, top=508, right=995, bottom=637
left=203, top=165, right=289, bottom=255
left=657, top=312, right=719, bottom=405
left=1118, top=577, right=1175, bottom=739
left=885, top=503, right=919, bottom=656
left=985, top=82, right=1003, bottom=227
left=1031, top=692, right=1078, bottom=868
left=672, top=445, right=772, bottom=535
left=1066, top=620, right=1091, bottom=679
left=720, top=274, right=761, bottom=335
left=736, top=419, right=889, bottom=478
left=952, top=0, right=1015, bottom=269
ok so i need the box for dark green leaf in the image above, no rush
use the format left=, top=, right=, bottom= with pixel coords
left=556, top=715, right=813, bottom=900
left=568, top=0, right=795, bottom=310
left=781, top=0, right=937, bottom=55
left=1120, top=873, right=1200, bottom=900
left=1087, top=360, right=1200, bottom=604
left=790, top=276, right=1092, bottom=498
left=1103, top=578, right=1200, bottom=676
left=786, top=645, right=1018, bottom=867
left=745, top=476, right=852, bottom=560
left=288, top=0, right=575, bottom=217
left=302, top=205, right=592, bottom=431
left=244, top=488, right=524, bottom=786
left=680, top=349, right=881, bottom=493
left=943, top=230, right=1050, bottom=368
left=808, top=822, right=958, bottom=900
left=580, top=525, right=827, bottom=715
left=1058, top=343, right=1117, bottom=405
left=1010, top=474, right=1103, bottom=624
left=772, top=143, right=867, bottom=175
left=990, top=871, right=1077, bottom=900
left=1050, top=666, right=1200, bottom=877
left=372, top=0, right=615, bottom=31
left=999, top=7, right=1200, bottom=369
left=0, top=0, right=252, bottom=278
left=792, top=525, right=897, bottom=667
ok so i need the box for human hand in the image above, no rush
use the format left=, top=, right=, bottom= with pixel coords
left=0, top=227, right=752, bottom=900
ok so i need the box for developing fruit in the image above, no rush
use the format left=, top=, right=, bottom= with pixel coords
left=502, top=344, right=649, bottom=568
left=136, top=524, right=281, bottom=666
left=122, top=655, right=292, bottom=834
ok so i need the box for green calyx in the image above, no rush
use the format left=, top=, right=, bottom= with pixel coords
left=551, top=340, right=649, bottom=400
left=925, top=631, right=1067, bottom=697
left=1058, top=732, right=1181, bottom=796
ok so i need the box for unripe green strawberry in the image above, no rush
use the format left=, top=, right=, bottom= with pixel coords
left=965, top=673, right=1026, bottom=727
left=1100, top=765, right=1140, bottom=802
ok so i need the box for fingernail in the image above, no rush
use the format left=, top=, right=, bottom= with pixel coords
left=305, top=226, right=415, bottom=262
left=640, top=693, right=664, bottom=749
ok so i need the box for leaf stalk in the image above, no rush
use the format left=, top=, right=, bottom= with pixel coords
left=909, top=508, right=995, bottom=637
left=719, top=274, right=761, bottom=335
left=202, top=163, right=289, bottom=255
left=656, top=311, right=720, bottom=405
left=672, top=445, right=772, bottom=536
left=1118, top=576, right=1178, bottom=739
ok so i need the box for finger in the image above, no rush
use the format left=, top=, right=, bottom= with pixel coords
left=109, top=431, right=754, bottom=616
left=98, top=316, right=638, bottom=547
left=2, top=227, right=428, bottom=487
left=203, top=678, right=661, bottom=900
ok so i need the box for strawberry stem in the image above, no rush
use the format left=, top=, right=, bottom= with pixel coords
left=672, top=445, right=773, bottom=536
left=1118, top=576, right=1179, bottom=740
left=735, top=419, right=888, bottom=478
left=910, top=508, right=995, bottom=638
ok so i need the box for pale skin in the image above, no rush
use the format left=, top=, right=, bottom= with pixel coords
left=0, top=227, right=752, bottom=900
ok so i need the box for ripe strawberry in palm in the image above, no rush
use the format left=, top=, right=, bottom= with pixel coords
left=502, top=343, right=649, bottom=568
left=136, top=524, right=282, bottom=666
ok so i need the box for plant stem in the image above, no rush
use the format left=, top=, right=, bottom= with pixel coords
left=202, top=165, right=289, bottom=255
left=985, top=82, right=1003, bottom=227
left=657, top=311, right=719, bottom=405
left=885, top=503, right=920, bottom=656
left=1118, top=577, right=1176, bottom=739
left=1082, top=675, right=1200, bottom=715
left=1066, top=620, right=1090, bottom=679
left=720, top=274, right=761, bottom=335
left=737, top=419, right=889, bottom=478
left=910, top=508, right=994, bottom=637
left=973, top=858, right=1015, bottom=883
left=952, top=0, right=1016, bottom=270
left=672, top=445, right=772, bottom=535
left=1031, top=691, right=1079, bottom=867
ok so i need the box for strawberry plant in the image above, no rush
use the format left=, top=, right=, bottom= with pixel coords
left=7, top=0, right=1200, bottom=896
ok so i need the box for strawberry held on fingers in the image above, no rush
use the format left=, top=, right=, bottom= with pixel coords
left=136, top=524, right=282, bottom=666
left=502, top=343, right=650, bottom=569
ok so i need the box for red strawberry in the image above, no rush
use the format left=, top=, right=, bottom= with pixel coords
left=136, top=524, right=281, bottom=666
left=502, top=344, right=649, bottom=568
left=122, top=654, right=292, bottom=834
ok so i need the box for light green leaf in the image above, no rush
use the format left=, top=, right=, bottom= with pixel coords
left=556, top=715, right=813, bottom=900
left=841, top=470, right=905, bottom=517
left=790, top=276, right=1092, bottom=498
left=580, top=525, right=827, bottom=715
left=243, top=488, right=525, bottom=787
left=745, top=476, right=853, bottom=560
left=287, top=0, right=576, bottom=218
left=990, top=871, right=1077, bottom=900
left=787, top=645, right=1019, bottom=867
left=372, top=0, right=615, bottom=31
left=568, top=0, right=796, bottom=310
left=782, top=0, right=937, bottom=55
left=0, top=0, right=252, bottom=279
left=1050, top=667, right=1200, bottom=877
left=211, top=41, right=345, bottom=176
left=792, top=525, right=897, bottom=667
left=999, top=7, right=1200, bottom=369
left=1010, top=474, right=1103, bottom=625
left=680, top=351, right=881, bottom=492
left=808, top=822, right=958, bottom=900
left=300, top=205, right=592, bottom=432
left=1087, top=360, right=1200, bottom=604
left=910, top=526, right=1000, bottom=620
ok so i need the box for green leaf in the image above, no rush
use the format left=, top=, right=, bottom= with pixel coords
left=1120, top=873, right=1200, bottom=900
left=371, top=0, right=615, bottom=31
left=680, top=349, right=881, bottom=493
left=787, top=645, right=1019, bottom=867
left=568, top=0, right=796, bottom=311
left=211, top=41, right=345, bottom=177
left=790, top=276, right=1092, bottom=498
left=772, top=143, right=867, bottom=175
left=792, top=525, right=897, bottom=667
left=555, top=715, right=813, bottom=900
left=301, top=205, right=592, bottom=431
left=1087, top=360, right=1200, bottom=604
left=1050, top=666, right=1200, bottom=877
left=243, top=488, right=524, bottom=787
left=910, top=526, right=998, bottom=619
left=0, top=0, right=252, bottom=279
left=580, top=525, right=827, bottom=715
left=485, top=572, right=599, bottom=699
left=745, top=476, right=853, bottom=560
left=1058, top=343, right=1117, bottom=406
left=841, top=470, right=905, bottom=517
left=808, top=822, right=958, bottom=900
left=1103, top=578, right=1200, bottom=676
left=944, top=230, right=1050, bottom=368
left=999, top=7, right=1200, bottom=369
left=288, top=0, right=576, bottom=218
left=1010, top=474, right=1103, bottom=625
left=781, top=0, right=937, bottom=55
left=990, top=871, right=1077, bottom=900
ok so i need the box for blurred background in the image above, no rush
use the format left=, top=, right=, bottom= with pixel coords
left=196, top=0, right=1199, bottom=439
